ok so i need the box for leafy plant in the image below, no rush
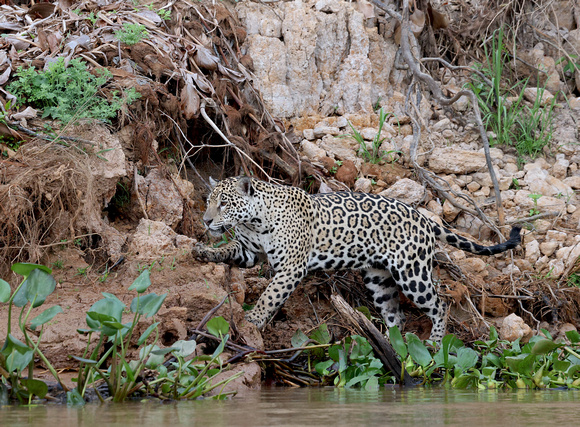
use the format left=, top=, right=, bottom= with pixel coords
left=71, top=270, right=240, bottom=403
left=115, top=23, right=149, bottom=45
left=343, top=107, right=400, bottom=164
left=528, top=193, right=542, bottom=216
left=1, top=263, right=66, bottom=403
left=8, top=58, right=141, bottom=124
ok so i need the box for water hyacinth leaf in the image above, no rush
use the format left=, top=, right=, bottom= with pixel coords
left=22, top=379, right=48, bottom=398
left=206, top=316, right=229, bottom=338
left=565, top=330, right=580, bottom=344
left=388, top=326, right=407, bottom=359
left=150, top=347, right=174, bottom=356
left=11, top=262, right=52, bottom=278
left=406, top=333, right=432, bottom=367
left=531, top=338, right=561, bottom=355
left=6, top=348, right=34, bottom=373
left=2, top=334, right=30, bottom=355
left=102, top=320, right=125, bottom=330
left=350, top=335, right=373, bottom=360
left=211, top=334, right=228, bottom=359
left=291, top=329, right=309, bottom=348
left=137, top=322, right=159, bottom=345
left=67, top=388, right=86, bottom=406
left=310, top=323, right=331, bottom=344
left=30, top=305, right=63, bottom=330
left=130, top=292, right=167, bottom=317
left=455, top=347, right=479, bottom=373
left=101, top=292, right=124, bottom=304
left=315, top=359, right=334, bottom=376
left=12, top=268, right=56, bottom=308
left=506, top=354, right=535, bottom=376
left=0, top=278, right=11, bottom=302
left=171, top=340, right=197, bottom=358
left=86, top=297, right=124, bottom=334
left=143, top=345, right=164, bottom=368
left=128, top=269, right=151, bottom=293
left=364, top=375, right=379, bottom=391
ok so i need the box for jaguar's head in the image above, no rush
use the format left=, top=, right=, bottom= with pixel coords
left=202, top=176, right=256, bottom=237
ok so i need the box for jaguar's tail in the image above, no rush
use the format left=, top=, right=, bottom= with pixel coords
left=433, top=224, right=521, bottom=255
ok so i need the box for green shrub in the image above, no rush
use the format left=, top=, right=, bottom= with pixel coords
left=115, top=23, right=149, bottom=45
left=8, top=58, right=140, bottom=124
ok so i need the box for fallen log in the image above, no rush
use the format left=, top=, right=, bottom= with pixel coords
left=330, top=293, right=415, bottom=386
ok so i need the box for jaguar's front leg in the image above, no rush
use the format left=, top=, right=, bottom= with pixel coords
left=193, top=240, right=243, bottom=263
left=245, top=267, right=307, bottom=328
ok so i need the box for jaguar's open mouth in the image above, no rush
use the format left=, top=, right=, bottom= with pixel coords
left=208, top=224, right=231, bottom=237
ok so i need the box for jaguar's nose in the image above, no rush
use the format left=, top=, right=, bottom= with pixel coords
left=203, top=218, right=213, bottom=227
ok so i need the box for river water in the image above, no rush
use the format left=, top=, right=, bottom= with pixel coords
left=1, top=387, right=578, bottom=426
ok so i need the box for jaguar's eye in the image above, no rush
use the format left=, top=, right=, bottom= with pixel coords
left=220, top=199, right=228, bottom=207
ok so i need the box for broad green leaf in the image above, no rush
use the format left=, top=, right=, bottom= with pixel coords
left=137, top=322, right=159, bottom=345
left=66, top=388, right=86, bottom=406
left=21, top=379, right=48, bottom=398
left=123, top=359, right=135, bottom=382
left=171, top=340, right=197, bottom=358
left=30, top=305, right=63, bottom=330
left=6, top=348, right=34, bottom=373
left=506, top=354, right=536, bottom=376
left=350, top=335, right=373, bottom=361
left=144, top=344, right=164, bottom=368
left=128, top=269, right=151, bottom=293
left=210, top=334, right=228, bottom=359
left=11, top=262, right=52, bottom=278
left=531, top=338, right=561, bottom=355
left=130, top=292, right=167, bottom=317
left=102, top=320, right=125, bottom=330
left=315, top=359, right=334, bottom=376
left=150, top=347, right=175, bottom=356
left=565, top=330, right=580, bottom=344
left=364, top=375, right=379, bottom=391
left=291, top=329, right=309, bottom=348
left=101, top=292, right=124, bottom=304
left=12, top=268, right=56, bottom=308
left=455, top=347, right=479, bottom=373
left=310, top=323, right=331, bottom=344
left=406, top=333, right=432, bottom=367
left=206, top=316, right=230, bottom=338
left=0, top=278, right=11, bottom=302
left=86, top=297, right=125, bottom=335
left=1, top=334, right=30, bottom=355
left=489, top=325, right=498, bottom=341
left=388, top=326, right=407, bottom=359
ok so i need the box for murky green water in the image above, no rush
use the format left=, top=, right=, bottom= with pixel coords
left=1, top=387, right=578, bottom=426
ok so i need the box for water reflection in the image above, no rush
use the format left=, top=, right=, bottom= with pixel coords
left=2, top=387, right=578, bottom=426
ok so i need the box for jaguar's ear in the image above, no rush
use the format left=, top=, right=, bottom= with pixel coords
left=209, top=177, right=218, bottom=189
left=237, top=176, right=255, bottom=197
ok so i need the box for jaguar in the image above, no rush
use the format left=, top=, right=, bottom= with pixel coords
left=194, top=176, right=521, bottom=343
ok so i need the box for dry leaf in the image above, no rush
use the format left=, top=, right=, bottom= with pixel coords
left=191, top=72, right=214, bottom=94
left=11, top=106, right=38, bottom=121
left=355, top=0, right=375, bottom=19
left=194, top=46, right=219, bottom=71
left=0, top=66, right=11, bottom=86
left=427, top=2, right=449, bottom=30
left=180, top=74, right=201, bottom=119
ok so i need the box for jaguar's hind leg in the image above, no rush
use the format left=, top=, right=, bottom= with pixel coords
left=361, top=268, right=405, bottom=330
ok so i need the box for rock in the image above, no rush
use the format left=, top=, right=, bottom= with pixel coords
left=552, top=154, right=569, bottom=180
left=547, top=259, right=565, bottom=278
left=466, top=181, right=481, bottom=192
left=525, top=239, right=540, bottom=263
left=303, top=129, right=315, bottom=140
left=129, top=219, right=195, bottom=260
left=318, top=134, right=360, bottom=167
left=426, top=199, right=443, bottom=217
left=513, top=190, right=566, bottom=213
left=354, top=177, right=372, bottom=192
left=417, top=207, right=442, bottom=226
left=335, top=159, right=358, bottom=187
left=546, top=230, right=567, bottom=243
left=442, top=199, right=461, bottom=222
left=524, top=166, right=573, bottom=198
left=500, top=313, right=533, bottom=343
left=523, top=87, right=554, bottom=107
left=432, top=118, right=451, bottom=132
left=333, top=116, right=348, bottom=128
left=539, top=241, right=559, bottom=257
left=455, top=213, right=491, bottom=242
left=502, top=264, right=521, bottom=275
left=556, top=323, right=578, bottom=343
left=313, top=126, right=340, bottom=138
left=459, top=257, right=487, bottom=274
left=135, top=168, right=184, bottom=229
left=563, top=176, right=580, bottom=189
left=378, top=178, right=425, bottom=205
left=361, top=127, right=379, bottom=140
left=429, top=147, right=486, bottom=174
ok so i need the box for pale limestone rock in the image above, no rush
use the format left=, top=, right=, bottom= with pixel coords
left=546, top=230, right=567, bottom=243
left=136, top=168, right=184, bottom=228
left=547, top=259, right=565, bottom=278
left=450, top=250, right=466, bottom=262
left=361, top=127, right=379, bottom=140
left=557, top=324, right=578, bottom=343
left=426, top=200, right=443, bottom=217
left=129, top=219, right=195, bottom=260
left=534, top=219, right=552, bottom=234
left=442, top=129, right=454, bottom=139
left=300, top=139, right=327, bottom=161
left=552, top=154, right=569, bottom=179
left=378, top=178, right=425, bottom=205
left=539, top=241, right=559, bottom=257
left=459, top=257, right=487, bottom=274
left=319, top=135, right=360, bottom=167
left=354, top=177, right=372, bottom=193
left=568, top=204, right=577, bottom=214
left=334, top=116, right=348, bottom=128
left=513, top=190, right=566, bottom=213
left=466, top=181, right=481, bottom=192
left=504, top=163, right=519, bottom=174
left=428, top=147, right=486, bottom=174
left=502, top=264, right=521, bottom=275
left=313, top=126, right=340, bottom=138
left=455, top=213, right=491, bottom=241
left=303, top=129, right=315, bottom=140
left=236, top=2, right=282, bottom=37
left=442, top=199, right=461, bottom=222
left=525, top=239, right=541, bottom=263
left=535, top=255, right=549, bottom=271
left=471, top=166, right=502, bottom=188
left=563, top=176, right=580, bottom=189
left=514, top=259, right=534, bottom=272
left=523, top=87, right=554, bottom=106
left=500, top=313, right=533, bottom=343
left=432, top=118, right=451, bottom=132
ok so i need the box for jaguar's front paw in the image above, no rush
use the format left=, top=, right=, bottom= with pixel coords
left=192, top=242, right=211, bottom=261
left=245, top=310, right=266, bottom=330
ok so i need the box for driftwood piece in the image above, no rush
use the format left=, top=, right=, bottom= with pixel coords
left=330, top=294, right=415, bottom=386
